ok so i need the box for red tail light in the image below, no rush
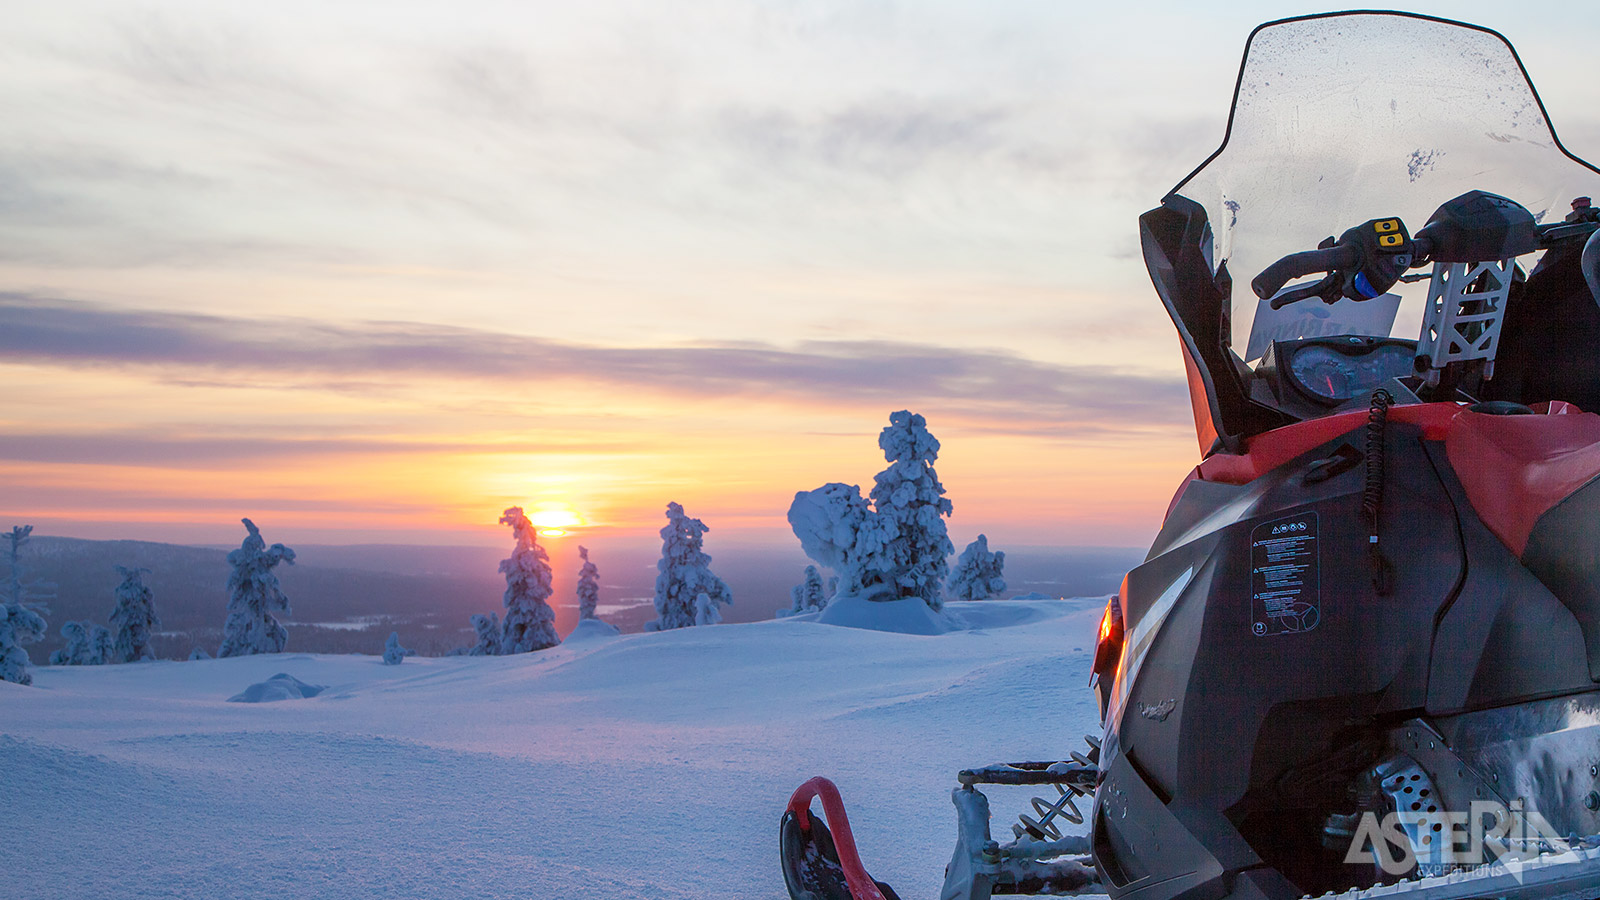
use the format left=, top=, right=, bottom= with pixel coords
left=1091, top=587, right=1125, bottom=721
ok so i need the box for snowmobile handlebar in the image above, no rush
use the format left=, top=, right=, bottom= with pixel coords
left=1251, top=192, right=1593, bottom=310
left=1252, top=244, right=1362, bottom=305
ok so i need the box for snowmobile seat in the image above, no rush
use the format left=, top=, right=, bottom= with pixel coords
left=1445, top=403, right=1600, bottom=557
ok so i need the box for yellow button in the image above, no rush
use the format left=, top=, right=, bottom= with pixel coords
left=1379, top=233, right=1404, bottom=247
left=1375, top=219, right=1400, bottom=233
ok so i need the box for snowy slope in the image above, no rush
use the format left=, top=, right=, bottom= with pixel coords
left=2, top=598, right=1106, bottom=900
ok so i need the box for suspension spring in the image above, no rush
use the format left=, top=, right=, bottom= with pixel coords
left=1011, top=736, right=1100, bottom=842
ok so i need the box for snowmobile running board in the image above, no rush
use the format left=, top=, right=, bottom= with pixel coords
left=1311, top=840, right=1600, bottom=900
left=782, top=773, right=1600, bottom=900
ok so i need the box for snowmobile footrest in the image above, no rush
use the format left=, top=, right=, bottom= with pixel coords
left=781, top=777, right=901, bottom=900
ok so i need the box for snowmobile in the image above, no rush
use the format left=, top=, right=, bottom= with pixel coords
left=779, top=11, right=1600, bottom=900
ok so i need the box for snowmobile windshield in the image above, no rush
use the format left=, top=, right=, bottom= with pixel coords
left=1169, top=12, right=1600, bottom=362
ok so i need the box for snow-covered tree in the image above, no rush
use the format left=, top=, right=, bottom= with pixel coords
left=870, top=411, right=954, bottom=609
left=188, top=647, right=210, bottom=661
left=382, top=631, right=411, bottom=665
left=787, top=482, right=882, bottom=595
left=947, top=534, right=1007, bottom=603
left=51, top=621, right=93, bottom=665
left=51, top=621, right=111, bottom=666
left=694, top=591, right=722, bottom=626
left=789, top=411, right=954, bottom=609
left=217, top=518, right=296, bottom=658
left=647, top=502, right=731, bottom=631
left=1, top=525, right=50, bottom=685
left=576, top=546, right=601, bottom=620
left=786, top=565, right=828, bottom=615
left=498, top=507, right=560, bottom=653
left=109, top=565, right=160, bottom=663
left=90, top=624, right=113, bottom=665
left=468, top=612, right=501, bottom=656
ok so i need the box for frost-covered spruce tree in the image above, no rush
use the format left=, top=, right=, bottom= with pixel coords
left=868, top=411, right=954, bottom=610
left=800, top=565, right=827, bottom=610
left=109, top=565, right=160, bottom=663
left=382, top=631, right=411, bottom=665
left=498, top=507, right=560, bottom=653
left=787, top=482, right=883, bottom=595
left=788, top=411, right=954, bottom=609
left=188, top=647, right=211, bottom=661
left=1, top=525, right=50, bottom=685
left=786, top=565, right=828, bottom=615
left=54, top=621, right=113, bottom=665
left=468, top=612, right=501, bottom=655
left=89, top=624, right=113, bottom=665
left=217, top=518, right=296, bottom=658
left=576, top=546, right=601, bottom=620
left=51, top=621, right=92, bottom=665
left=647, top=502, right=731, bottom=631
left=694, top=591, right=722, bottom=626
left=947, top=534, right=1007, bottom=603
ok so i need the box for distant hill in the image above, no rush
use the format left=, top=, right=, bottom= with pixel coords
left=19, top=537, right=506, bottom=661
left=7, top=536, right=1142, bottom=662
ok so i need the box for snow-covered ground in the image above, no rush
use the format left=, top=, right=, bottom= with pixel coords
left=3, top=598, right=1105, bottom=900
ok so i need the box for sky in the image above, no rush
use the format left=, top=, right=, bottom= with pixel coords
left=3, top=0, right=1599, bottom=551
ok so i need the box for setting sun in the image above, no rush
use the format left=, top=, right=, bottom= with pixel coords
left=528, top=504, right=584, bottom=537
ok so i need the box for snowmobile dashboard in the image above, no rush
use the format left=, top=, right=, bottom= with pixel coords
left=1260, top=336, right=1417, bottom=408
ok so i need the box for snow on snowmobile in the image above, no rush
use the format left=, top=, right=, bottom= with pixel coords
left=779, top=11, right=1600, bottom=900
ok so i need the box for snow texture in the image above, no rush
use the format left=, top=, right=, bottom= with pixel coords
left=1, top=525, right=49, bottom=685
left=564, top=617, right=620, bottom=643
left=814, top=591, right=955, bottom=635
left=382, top=632, right=411, bottom=666
left=217, top=519, right=296, bottom=658
left=497, top=507, right=560, bottom=654
left=109, top=565, right=160, bottom=663
left=647, top=502, right=731, bottom=631
left=789, top=411, right=954, bottom=610
left=227, top=672, right=326, bottom=703
left=947, top=535, right=1007, bottom=603
left=2, top=597, right=1106, bottom=900
left=576, top=545, right=601, bottom=621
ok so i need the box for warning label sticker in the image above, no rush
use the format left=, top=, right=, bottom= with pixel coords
left=1251, top=512, right=1320, bottom=636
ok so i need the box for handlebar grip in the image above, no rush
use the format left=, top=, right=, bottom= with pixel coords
left=1251, top=245, right=1361, bottom=300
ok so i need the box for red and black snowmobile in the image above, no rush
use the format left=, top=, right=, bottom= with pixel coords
left=780, top=12, right=1600, bottom=900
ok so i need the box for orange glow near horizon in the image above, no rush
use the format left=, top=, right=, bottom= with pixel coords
left=0, top=354, right=1197, bottom=550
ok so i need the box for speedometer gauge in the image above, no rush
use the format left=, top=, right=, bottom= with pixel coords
left=1290, top=347, right=1358, bottom=402
left=1278, top=338, right=1418, bottom=405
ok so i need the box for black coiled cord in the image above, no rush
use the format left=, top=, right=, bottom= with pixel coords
left=1364, top=389, right=1394, bottom=595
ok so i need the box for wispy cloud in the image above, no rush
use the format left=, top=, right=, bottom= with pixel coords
left=0, top=432, right=638, bottom=468
left=0, top=294, right=1187, bottom=428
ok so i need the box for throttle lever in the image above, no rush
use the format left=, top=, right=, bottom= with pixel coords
left=1269, top=272, right=1339, bottom=309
